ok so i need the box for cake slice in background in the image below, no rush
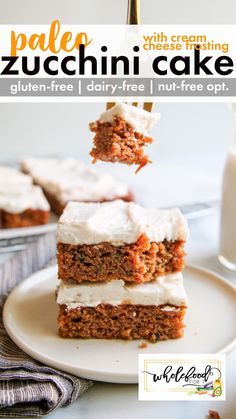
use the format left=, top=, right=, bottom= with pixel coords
left=57, top=200, right=188, bottom=283
left=90, top=103, right=160, bottom=173
left=21, top=157, right=133, bottom=215
left=0, top=166, right=49, bottom=228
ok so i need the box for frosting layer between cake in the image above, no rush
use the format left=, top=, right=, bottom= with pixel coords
left=57, top=200, right=188, bottom=245
left=57, top=272, right=188, bottom=309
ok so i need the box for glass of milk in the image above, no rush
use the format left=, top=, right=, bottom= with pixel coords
left=219, top=104, right=236, bottom=270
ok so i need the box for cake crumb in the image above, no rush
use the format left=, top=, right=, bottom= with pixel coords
left=138, top=342, right=148, bottom=349
left=89, top=116, right=153, bottom=173
left=208, top=410, right=220, bottom=419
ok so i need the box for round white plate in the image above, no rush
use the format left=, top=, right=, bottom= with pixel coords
left=0, top=214, right=57, bottom=240
left=3, top=264, right=236, bottom=384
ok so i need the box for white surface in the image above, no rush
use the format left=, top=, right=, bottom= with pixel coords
left=57, top=200, right=188, bottom=245
left=3, top=264, right=236, bottom=384
left=99, top=103, right=160, bottom=136
left=57, top=272, right=187, bottom=308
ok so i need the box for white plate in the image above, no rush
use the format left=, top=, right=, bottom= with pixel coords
left=3, top=264, right=236, bottom=384
left=0, top=213, right=57, bottom=240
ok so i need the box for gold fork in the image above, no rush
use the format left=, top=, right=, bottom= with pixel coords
left=106, top=0, right=153, bottom=113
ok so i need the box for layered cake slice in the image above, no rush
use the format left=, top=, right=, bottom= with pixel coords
left=0, top=166, right=49, bottom=228
left=90, top=103, right=160, bottom=173
left=57, top=272, right=188, bottom=341
left=57, top=200, right=188, bottom=283
left=21, top=157, right=132, bottom=215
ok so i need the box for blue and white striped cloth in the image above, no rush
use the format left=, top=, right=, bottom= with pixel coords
left=0, top=233, right=92, bottom=417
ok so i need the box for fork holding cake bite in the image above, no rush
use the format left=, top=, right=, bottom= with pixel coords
left=90, top=103, right=160, bottom=173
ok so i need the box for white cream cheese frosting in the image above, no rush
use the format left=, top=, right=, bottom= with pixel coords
left=0, top=166, right=49, bottom=213
left=57, top=272, right=188, bottom=309
left=21, top=157, right=130, bottom=204
left=99, top=103, right=160, bottom=136
left=57, top=200, right=188, bottom=245
left=0, top=167, right=33, bottom=192
left=0, top=186, right=50, bottom=213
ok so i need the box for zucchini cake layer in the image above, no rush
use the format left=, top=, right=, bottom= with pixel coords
left=57, top=200, right=188, bottom=283
left=57, top=272, right=187, bottom=341
left=21, top=157, right=132, bottom=215
left=90, top=103, right=160, bottom=173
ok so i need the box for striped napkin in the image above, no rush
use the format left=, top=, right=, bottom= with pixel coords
left=0, top=233, right=92, bottom=417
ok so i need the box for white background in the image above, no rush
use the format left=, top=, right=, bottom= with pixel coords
left=0, top=1, right=236, bottom=419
